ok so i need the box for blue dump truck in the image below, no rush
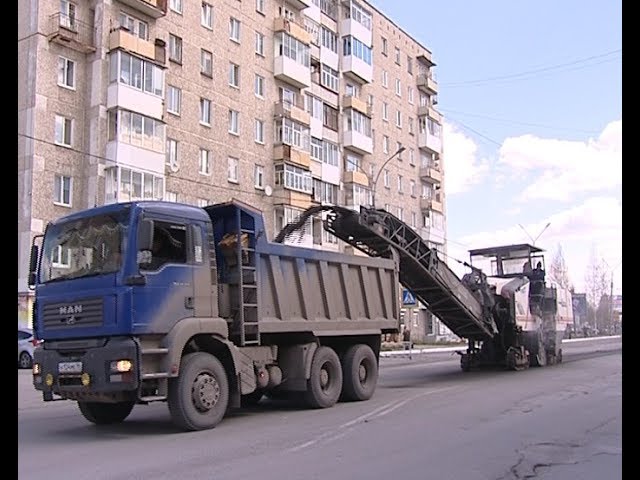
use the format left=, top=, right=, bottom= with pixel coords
left=29, top=200, right=400, bottom=431
left=29, top=199, right=571, bottom=431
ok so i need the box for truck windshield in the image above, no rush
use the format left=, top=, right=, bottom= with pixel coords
left=40, top=211, right=129, bottom=283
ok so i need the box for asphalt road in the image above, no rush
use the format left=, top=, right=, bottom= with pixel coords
left=18, top=337, right=622, bottom=480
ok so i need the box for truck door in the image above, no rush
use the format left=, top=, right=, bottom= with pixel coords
left=132, top=217, right=194, bottom=333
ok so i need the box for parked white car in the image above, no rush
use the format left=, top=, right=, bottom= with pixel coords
left=18, top=327, right=40, bottom=369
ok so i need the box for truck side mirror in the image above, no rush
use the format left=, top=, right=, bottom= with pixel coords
left=137, top=218, right=154, bottom=252
left=28, top=245, right=39, bottom=288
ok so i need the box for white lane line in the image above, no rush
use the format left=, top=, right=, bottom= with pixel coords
left=287, top=386, right=458, bottom=453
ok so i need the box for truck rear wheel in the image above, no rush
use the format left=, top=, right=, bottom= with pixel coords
left=168, top=352, right=229, bottom=431
left=78, top=401, right=134, bottom=425
left=304, top=346, right=342, bottom=409
left=341, top=344, right=378, bottom=401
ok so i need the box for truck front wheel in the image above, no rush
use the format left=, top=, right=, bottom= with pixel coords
left=78, top=401, right=135, bottom=425
left=168, top=352, right=229, bottom=431
left=304, top=346, right=342, bottom=409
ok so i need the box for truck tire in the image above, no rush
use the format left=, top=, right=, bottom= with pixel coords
left=77, top=401, right=135, bottom=425
left=304, top=346, right=342, bottom=409
left=168, top=352, right=229, bottom=431
left=341, top=344, right=378, bottom=401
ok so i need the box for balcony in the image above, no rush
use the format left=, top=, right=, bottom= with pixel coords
left=431, top=197, right=444, bottom=213
left=418, top=129, right=442, bottom=154
left=107, top=83, right=164, bottom=120
left=274, top=144, right=311, bottom=169
left=274, top=17, right=311, bottom=45
left=417, top=106, right=442, bottom=123
left=273, top=189, right=314, bottom=209
left=117, top=0, right=167, bottom=18
left=342, top=95, right=369, bottom=116
left=342, top=56, right=373, bottom=84
left=416, top=51, right=436, bottom=68
left=274, top=100, right=310, bottom=125
left=420, top=197, right=432, bottom=212
left=274, top=57, right=311, bottom=89
left=417, top=74, right=438, bottom=95
left=284, top=0, right=312, bottom=10
left=419, top=164, right=442, bottom=184
left=47, top=13, right=96, bottom=53
left=105, top=141, right=165, bottom=175
left=109, top=28, right=166, bottom=64
left=342, top=170, right=369, bottom=187
left=340, top=18, right=372, bottom=46
left=343, top=130, right=373, bottom=155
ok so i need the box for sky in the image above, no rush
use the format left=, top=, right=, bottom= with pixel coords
left=371, top=0, right=622, bottom=295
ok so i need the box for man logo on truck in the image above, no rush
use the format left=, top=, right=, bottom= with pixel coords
left=59, top=305, right=82, bottom=315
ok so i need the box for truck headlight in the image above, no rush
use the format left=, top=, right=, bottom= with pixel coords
left=32, top=363, right=41, bottom=375
left=110, top=360, right=133, bottom=373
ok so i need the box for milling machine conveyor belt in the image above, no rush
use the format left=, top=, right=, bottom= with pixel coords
left=324, top=206, right=497, bottom=341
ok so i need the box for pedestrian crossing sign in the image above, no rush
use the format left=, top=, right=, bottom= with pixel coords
left=402, top=289, right=416, bottom=305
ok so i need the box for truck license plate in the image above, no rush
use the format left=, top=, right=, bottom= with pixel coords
left=58, top=361, right=83, bottom=374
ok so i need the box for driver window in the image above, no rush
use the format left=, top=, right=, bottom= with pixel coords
left=141, top=221, right=187, bottom=270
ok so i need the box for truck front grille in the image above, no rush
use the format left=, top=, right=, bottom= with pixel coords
left=42, top=297, right=104, bottom=330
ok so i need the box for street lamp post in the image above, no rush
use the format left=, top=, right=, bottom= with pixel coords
left=371, top=146, right=406, bottom=208
left=603, top=259, right=622, bottom=333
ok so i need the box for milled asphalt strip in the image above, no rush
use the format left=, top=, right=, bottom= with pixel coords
left=379, top=335, right=622, bottom=358
left=287, top=386, right=458, bottom=453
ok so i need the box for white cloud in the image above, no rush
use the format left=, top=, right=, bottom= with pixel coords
left=442, top=122, right=490, bottom=194
left=445, top=196, right=622, bottom=292
left=497, top=120, right=621, bottom=202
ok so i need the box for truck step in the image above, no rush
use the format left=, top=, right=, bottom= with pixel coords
left=138, top=395, right=167, bottom=403
left=243, top=340, right=260, bottom=345
left=141, top=348, right=169, bottom=355
left=141, top=372, right=171, bottom=380
left=243, top=303, right=258, bottom=307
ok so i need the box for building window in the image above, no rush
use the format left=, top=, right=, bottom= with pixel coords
left=323, top=103, right=339, bottom=131
left=201, top=2, right=213, bottom=29
left=54, top=175, right=72, bottom=206
left=381, top=37, right=387, bottom=55
left=200, top=98, right=211, bottom=126
left=342, top=36, right=372, bottom=65
left=274, top=163, right=312, bottom=194
left=345, top=109, right=372, bottom=138
left=254, top=164, right=264, bottom=189
left=254, top=74, right=265, bottom=97
left=169, top=34, right=183, bottom=64
left=322, top=140, right=339, bottom=166
left=167, top=85, right=181, bottom=115
left=396, top=110, right=402, bottom=128
left=105, top=166, right=164, bottom=203
left=396, top=142, right=403, bottom=160
left=255, top=32, right=265, bottom=56
left=165, top=191, right=178, bottom=202
left=229, top=17, right=241, bottom=42
left=411, top=212, right=417, bottom=228
left=109, top=51, right=164, bottom=96
left=395, top=47, right=401, bottom=65
left=397, top=207, right=404, bottom=221
left=395, top=78, right=402, bottom=96
left=383, top=169, right=390, bottom=188
left=410, top=179, right=416, bottom=197
left=229, top=63, right=240, bottom=88
left=229, top=109, right=239, bottom=135
left=108, top=109, right=165, bottom=152
left=382, top=135, right=389, bottom=154
left=199, top=148, right=211, bottom=175
left=382, top=70, right=388, bottom=87
left=408, top=86, right=414, bottom=104
left=320, top=26, right=338, bottom=53
left=409, top=117, right=415, bottom=135
left=409, top=148, right=415, bottom=166
left=320, top=64, right=339, bottom=92
left=166, top=138, right=178, bottom=168
left=256, top=0, right=265, bottom=14
left=59, top=0, right=76, bottom=30
left=54, top=115, right=73, bottom=147
left=57, top=57, right=75, bottom=89
left=228, top=157, right=239, bottom=183
left=275, top=118, right=310, bottom=151
left=382, top=102, right=388, bottom=121
left=310, top=137, right=322, bottom=161
left=119, top=12, right=148, bottom=39
left=255, top=119, right=265, bottom=144
left=346, top=2, right=372, bottom=30
left=397, top=174, right=403, bottom=193
left=201, top=49, right=213, bottom=77
left=407, top=56, right=413, bottom=75
left=276, top=32, right=311, bottom=68
left=170, top=0, right=182, bottom=14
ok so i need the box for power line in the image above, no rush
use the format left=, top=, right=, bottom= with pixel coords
left=441, top=49, right=621, bottom=88
left=438, top=109, right=602, bottom=135
left=446, top=118, right=503, bottom=147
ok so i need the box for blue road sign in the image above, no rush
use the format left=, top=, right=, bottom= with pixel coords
left=402, top=289, right=416, bottom=305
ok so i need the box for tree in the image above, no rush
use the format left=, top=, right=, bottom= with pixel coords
left=584, top=246, right=609, bottom=331
left=549, top=244, right=572, bottom=289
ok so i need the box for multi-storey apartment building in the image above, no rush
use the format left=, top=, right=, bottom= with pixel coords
left=18, top=0, right=447, bottom=339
